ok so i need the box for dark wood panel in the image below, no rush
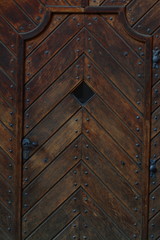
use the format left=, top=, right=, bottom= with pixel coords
left=85, top=95, right=142, bottom=162
left=82, top=136, right=141, bottom=214
left=25, top=14, right=68, bottom=56
left=81, top=191, right=127, bottom=240
left=85, top=14, right=145, bottom=83
left=15, top=0, right=45, bottom=24
left=84, top=57, right=143, bottom=139
left=24, top=57, right=83, bottom=134
left=25, top=29, right=84, bottom=107
left=23, top=191, right=81, bottom=240
left=0, top=43, right=17, bottom=81
left=0, top=70, right=16, bottom=108
left=22, top=137, right=81, bottom=214
left=127, top=0, right=158, bottom=26
left=0, top=0, right=36, bottom=32
left=23, top=163, right=81, bottom=236
left=84, top=31, right=144, bottom=114
left=81, top=163, right=140, bottom=239
left=25, top=14, right=84, bottom=82
left=23, top=110, right=82, bottom=187
left=82, top=110, right=141, bottom=190
left=0, top=16, right=17, bottom=54
left=133, top=1, right=160, bottom=35
left=25, top=95, right=81, bottom=154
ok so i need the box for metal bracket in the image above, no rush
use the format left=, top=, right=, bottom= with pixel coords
left=150, top=159, right=157, bottom=178
left=22, top=138, right=38, bottom=161
left=153, top=49, right=160, bottom=69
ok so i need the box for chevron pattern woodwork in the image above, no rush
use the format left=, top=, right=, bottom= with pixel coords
left=0, top=0, right=160, bottom=239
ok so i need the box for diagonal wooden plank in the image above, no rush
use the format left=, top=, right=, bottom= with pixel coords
left=23, top=110, right=82, bottom=187
left=0, top=122, right=16, bottom=160
left=14, top=0, right=45, bottom=25
left=0, top=147, right=15, bottom=187
left=82, top=110, right=141, bottom=188
left=0, top=42, right=17, bottom=82
left=126, top=0, right=158, bottom=26
left=81, top=190, right=128, bottom=240
left=0, top=202, right=14, bottom=239
left=0, top=175, right=15, bottom=213
left=53, top=215, right=80, bottom=240
left=133, top=1, right=160, bottom=35
left=152, top=81, right=160, bottom=112
left=0, top=96, right=16, bottom=134
left=84, top=56, right=143, bottom=140
left=22, top=137, right=82, bottom=214
left=25, top=94, right=81, bottom=155
left=0, top=228, right=11, bottom=240
left=82, top=136, right=141, bottom=214
left=0, top=70, right=16, bottom=108
left=85, top=14, right=145, bottom=84
left=82, top=134, right=141, bottom=193
left=81, top=163, right=141, bottom=239
left=25, top=14, right=84, bottom=82
left=151, top=133, right=160, bottom=161
left=101, top=14, right=145, bottom=60
left=149, top=211, right=160, bottom=240
left=0, top=16, right=17, bottom=54
left=151, top=107, right=160, bottom=139
left=81, top=225, right=105, bottom=240
left=23, top=163, right=81, bottom=236
left=85, top=95, right=143, bottom=162
left=24, top=190, right=81, bottom=240
left=84, top=31, right=145, bottom=113
left=24, top=56, right=83, bottom=134
left=0, top=0, right=36, bottom=32
left=25, top=29, right=85, bottom=108
left=25, top=14, right=68, bottom=56
left=149, top=185, right=160, bottom=219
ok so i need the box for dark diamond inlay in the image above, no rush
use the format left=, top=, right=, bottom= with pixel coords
left=72, top=82, right=95, bottom=104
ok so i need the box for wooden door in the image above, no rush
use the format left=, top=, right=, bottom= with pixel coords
left=0, top=1, right=160, bottom=240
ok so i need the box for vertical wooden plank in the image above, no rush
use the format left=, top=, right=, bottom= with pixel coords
left=141, top=38, right=152, bottom=239
left=15, top=35, right=24, bottom=240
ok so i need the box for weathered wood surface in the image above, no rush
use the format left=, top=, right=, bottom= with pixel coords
left=0, top=0, right=159, bottom=239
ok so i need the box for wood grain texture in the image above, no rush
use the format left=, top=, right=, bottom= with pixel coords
left=0, top=0, right=159, bottom=239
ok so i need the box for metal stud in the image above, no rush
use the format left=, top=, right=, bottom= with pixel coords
left=73, top=209, right=77, bottom=213
left=84, top=183, right=88, bottom=187
left=44, top=50, right=49, bottom=54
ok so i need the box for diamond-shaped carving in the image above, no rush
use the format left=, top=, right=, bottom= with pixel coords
left=72, top=82, right=95, bottom=104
